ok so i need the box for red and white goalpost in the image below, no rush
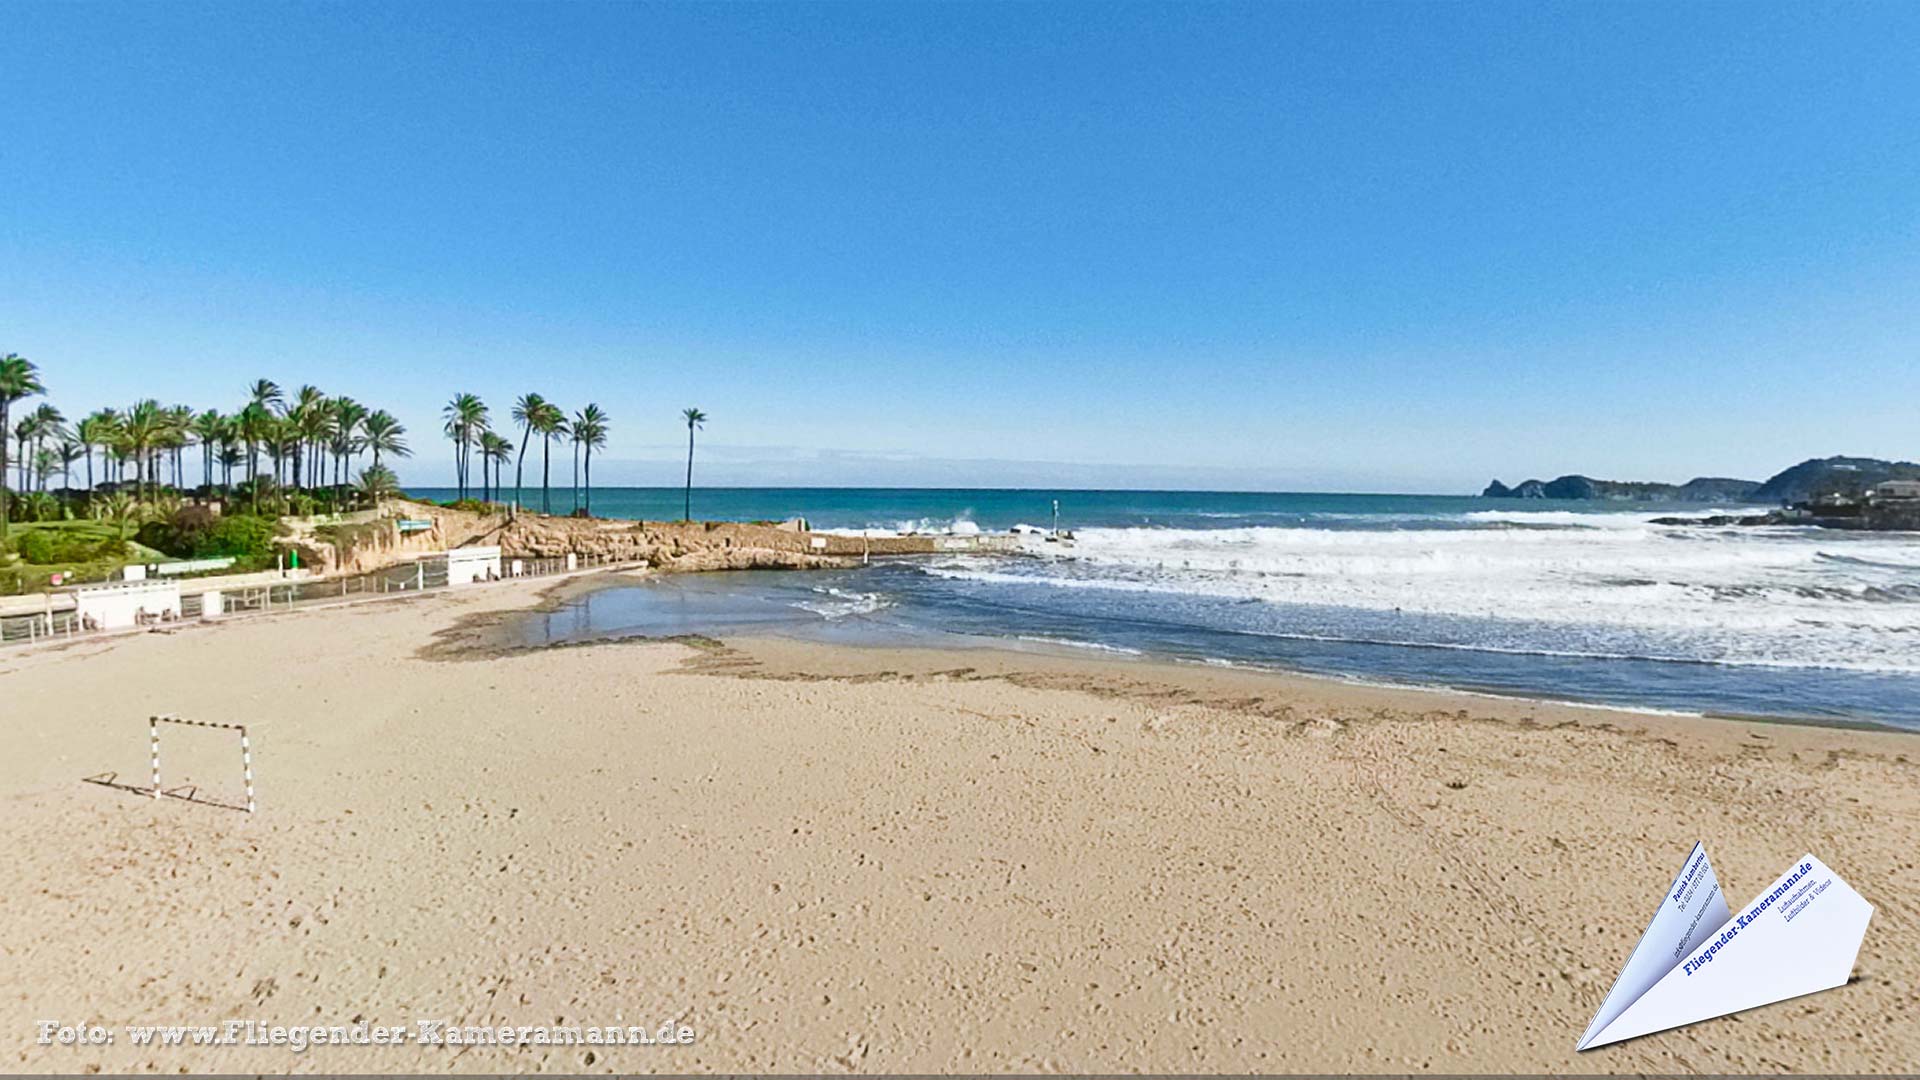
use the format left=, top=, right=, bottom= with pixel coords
left=149, top=715, right=256, bottom=813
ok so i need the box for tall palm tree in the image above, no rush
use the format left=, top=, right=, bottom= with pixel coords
left=216, top=414, right=241, bottom=493
left=13, top=417, right=30, bottom=493
left=681, top=407, right=706, bottom=522
left=30, top=404, right=68, bottom=491
left=569, top=416, right=582, bottom=512
left=120, top=399, right=165, bottom=502
left=31, top=448, right=58, bottom=494
left=236, top=401, right=274, bottom=513
left=510, top=392, right=547, bottom=512
left=330, top=397, right=368, bottom=499
left=535, top=402, right=566, bottom=514
left=77, top=408, right=122, bottom=495
left=13, top=417, right=33, bottom=494
left=289, top=385, right=327, bottom=492
left=58, top=440, right=83, bottom=492
left=163, top=404, right=193, bottom=490
left=190, top=409, right=225, bottom=493
left=249, top=379, right=284, bottom=413
left=363, top=410, right=409, bottom=470
left=442, top=393, right=488, bottom=501
left=0, top=353, right=43, bottom=537
left=480, top=432, right=513, bottom=504
left=572, top=404, right=609, bottom=517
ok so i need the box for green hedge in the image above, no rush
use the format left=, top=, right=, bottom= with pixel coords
left=136, top=515, right=281, bottom=561
left=14, top=531, right=131, bottom=566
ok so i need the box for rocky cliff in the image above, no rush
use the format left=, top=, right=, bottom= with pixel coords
left=1483, top=456, right=1920, bottom=508
left=1751, top=456, right=1920, bottom=504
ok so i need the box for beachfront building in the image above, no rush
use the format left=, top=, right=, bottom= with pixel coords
left=1868, top=479, right=1920, bottom=501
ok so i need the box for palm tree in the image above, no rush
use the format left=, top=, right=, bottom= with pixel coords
left=535, top=402, right=566, bottom=514
left=27, top=404, right=67, bottom=491
left=249, top=379, right=283, bottom=413
left=120, top=399, right=165, bottom=502
left=13, top=417, right=31, bottom=494
left=161, top=404, right=192, bottom=491
left=330, top=398, right=368, bottom=499
left=236, top=401, right=274, bottom=512
left=442, top=393, right=488, bottom=501
left=57, top=440, right=83, bottom=492
left=572, top=405, right=609, bottom=517
left=190, top=409, right=225, bottom=493
left=32, top=448, right=58, bottom=494
left=363, top=410, right=409, bottom=470
left=218, top=444, right=242, bottom=491
left=681, top=407, right=706, bottom=522
left=288, top=385, right=327, bottom=492
left=510, top=392, right=547, bottom=512
left=356, top=464, right=399, bottom=506
left=480, top=432, right=514, bottom=504
left=77, top=408, right=122, bottom=495
left=0, top=353, right=43, bottom=537
left=95, top=490, right=138, bottom=541
left=570, top=416, right=582, bottom=512
left=263, top=414, right=288, bottom=492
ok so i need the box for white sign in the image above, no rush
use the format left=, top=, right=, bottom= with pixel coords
left=1578, top=844, right=1873, bottom=1050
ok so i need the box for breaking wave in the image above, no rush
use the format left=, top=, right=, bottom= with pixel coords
left=923, top=513, right=1920, bottom=674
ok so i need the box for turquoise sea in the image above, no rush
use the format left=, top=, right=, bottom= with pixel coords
left=414, top=487, right=1920, bottom=730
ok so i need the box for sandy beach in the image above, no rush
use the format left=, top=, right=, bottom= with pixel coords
left=2, top=570, right=1915, bottom=1074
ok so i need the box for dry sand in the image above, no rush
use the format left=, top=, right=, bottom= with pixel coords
left=1, top=571, right=1915, bottom=1074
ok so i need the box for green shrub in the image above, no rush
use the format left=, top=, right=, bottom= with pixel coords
left=12, top=530, right=126, bottom=565
left=191, top=515, right=279, bottom=559
left=17, top=531, right=57, bottom=564
left=136, top=520, right=190, bottom=557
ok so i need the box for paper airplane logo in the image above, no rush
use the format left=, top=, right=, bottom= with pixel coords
left=1577, top=843, right=1873, bottom=1050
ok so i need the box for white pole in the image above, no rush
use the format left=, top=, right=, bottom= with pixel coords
left=240, top=726, right=255, bottom=814
left=150, top=717, right=161, bottom=798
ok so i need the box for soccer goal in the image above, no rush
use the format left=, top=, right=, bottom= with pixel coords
left=149, top=715, right=256, bottom=813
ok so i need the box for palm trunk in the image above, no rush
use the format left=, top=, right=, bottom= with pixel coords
left=584, top=448, right=592, bottom=516
left=0, top=400, right=9, bottom=538
left=572, top=441, right=580, bottom=513
left=684, top=426, right=695, bottom=522
left=541, top=437, right=551, bottom=514
left=514, top=426, right=531, bottom=511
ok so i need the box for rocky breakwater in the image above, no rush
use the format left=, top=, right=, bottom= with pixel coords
left=399, top=501, right=856, bottom=572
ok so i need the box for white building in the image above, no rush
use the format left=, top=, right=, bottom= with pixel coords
left=446, top=546, right=502, bottom=586
left=1870, top=479, right=1920, bottom=500
left=75, top=580, right=183, bottom=630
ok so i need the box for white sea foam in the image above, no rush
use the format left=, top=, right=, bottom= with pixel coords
left=817, top=516, right=983, bottom=538
left=923, top=513, right=1920, bottom=674
left=1013, top=635, right=1145, bottom=656
left=791, top=586, right=893, bottom=620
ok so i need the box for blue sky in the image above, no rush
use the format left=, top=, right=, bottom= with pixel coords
left=4, top=1, right=1918, bottom=491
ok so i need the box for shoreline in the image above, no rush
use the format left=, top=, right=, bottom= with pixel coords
left=3, top=574, right=1915, bottom=1072
left=465, top=570, right=1920, bottom=739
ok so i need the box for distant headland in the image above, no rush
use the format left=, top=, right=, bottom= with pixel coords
left=1482, top=455, right=1920, bottom=505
